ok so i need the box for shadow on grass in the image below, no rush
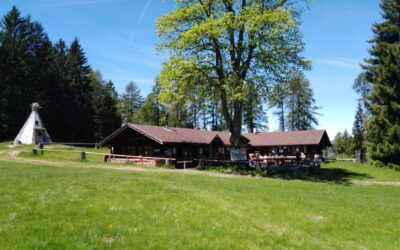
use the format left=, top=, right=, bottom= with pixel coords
left=198, top=164, right=373, bottom=185
left=267, top=168, right=372, bottom=185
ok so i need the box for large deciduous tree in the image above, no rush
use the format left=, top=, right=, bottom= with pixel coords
left=157, top=0, right=309, bottom=147
left=363, top=0, right=400, bottom=166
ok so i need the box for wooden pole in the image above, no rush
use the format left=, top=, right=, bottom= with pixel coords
left=80, top=152, right=86, bottom=161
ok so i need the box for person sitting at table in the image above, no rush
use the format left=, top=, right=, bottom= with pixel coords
left=262, top=155, right=267, bottom=163
left=295, top=148, right=301, bottom=163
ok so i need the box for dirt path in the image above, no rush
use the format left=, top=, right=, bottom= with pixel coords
left=1, top=150, right=400, bottom=186
left=0, top=150, right=250, bottom=180
left=351, top=180, right=400, bottom=186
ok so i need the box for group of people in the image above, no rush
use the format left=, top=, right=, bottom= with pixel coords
left=248, top=147, right=308, bottom=168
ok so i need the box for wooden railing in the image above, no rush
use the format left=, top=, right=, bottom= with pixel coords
left=32, top=147, right=176, bottom=165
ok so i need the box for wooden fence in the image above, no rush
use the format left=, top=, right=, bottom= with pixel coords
left=32, top=147, right=176, bottom=166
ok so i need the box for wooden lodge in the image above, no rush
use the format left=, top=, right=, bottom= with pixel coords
left=99, top=124, right=332, bottom=162
left=244, top=130, right=332, bottom=156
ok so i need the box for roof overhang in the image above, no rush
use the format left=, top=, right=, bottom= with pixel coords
left=99, top=124, right=164, bottom=146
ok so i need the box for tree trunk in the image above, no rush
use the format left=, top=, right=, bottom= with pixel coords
left=231, top=100, right=243, bottom=147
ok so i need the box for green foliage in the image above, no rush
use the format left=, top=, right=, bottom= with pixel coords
left=363, top=0, right=400, bottom=165
left=157, top=0, right=309, bottom=146
left=118, top=81, right=144, bottom=124
left=66, top=38, right=94, bottom=141
left=286, top=71, right=319, bottom=130
left=90, top=71, right=121, bottom=141
left=269, top=80, right=288, bottom=131
left=135, top=86, right=162, bottom=126
left=269, top=71, right=319, bottom=131
left=243, top=80, right=268, bottom=132
left=352, top=102, right=367, bottom=161
left=353, top=72, right=372, bottom=113
left=0, top=7, right=121, bottom=142
left=0, top=6, right=36, bottom=140
left=333, top=130, right=354, bottom=157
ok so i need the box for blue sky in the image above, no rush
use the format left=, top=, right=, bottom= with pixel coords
left=0, top=0, right=382, bottom=138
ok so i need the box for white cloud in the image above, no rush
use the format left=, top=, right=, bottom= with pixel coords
left=129, top=0, right=152, bottom=46
left=318, top=58, right=360, bottom=68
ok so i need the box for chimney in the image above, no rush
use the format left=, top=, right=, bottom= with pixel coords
left=253, top=127, right=257, bottom=134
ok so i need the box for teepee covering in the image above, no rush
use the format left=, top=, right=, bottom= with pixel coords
left=13, top=103, right=52, bottom=145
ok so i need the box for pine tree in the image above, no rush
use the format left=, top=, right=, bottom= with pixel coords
left=333, top=132, right=345, bottom=155
left=333, top=130, right=354, bottom=157
left=51, top=39, right=70, bottom=141
left=90, top=71, right=120, bottom=141
left=363, top=0, right=400, bottom=165
left=353, top=72, right=372, bottom=113
left=0, top=6, right=30, bottom=140
left=66, top=38, right=94, bottom=142
left=90, top=71, right=121, bottom=141
left=269, top=81, right=288, bottom=131
left=352, top=102, right=367, bottom=161
left=243, top=80, right=268, bottom=133
left=136, top=93, right=160, bottom=125
left=118, top=81, right=144, bottom=125
left=27, top=26, right=58, bottom=141
left=0, top=7, right=120, bottom=143
left=286, top=72, right=319, bottom=131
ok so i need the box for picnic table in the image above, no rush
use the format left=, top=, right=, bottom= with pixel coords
left=248, top=155, right=321, bottom=174
left=249, top=155, right=298, bottom=168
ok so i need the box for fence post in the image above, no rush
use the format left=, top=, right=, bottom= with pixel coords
left=80, top=151, right=86, bottom=161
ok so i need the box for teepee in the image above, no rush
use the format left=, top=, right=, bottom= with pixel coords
left=13, top=103, right=52, bottom=145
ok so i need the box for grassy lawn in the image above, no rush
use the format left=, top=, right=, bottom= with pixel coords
left=0, top=146, right=399, bottom=249
left=323, top=161, right=400, bottom=182
left=26, top=150, right=106, bottom=164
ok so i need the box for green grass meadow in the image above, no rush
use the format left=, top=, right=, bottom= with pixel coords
left=0, top=145, right=399, bottom=249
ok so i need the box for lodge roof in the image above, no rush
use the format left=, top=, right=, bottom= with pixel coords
left=242, top=130, right=331, bottom=147
left=99, top=124, right=331, bottom=147
left=99, top=123, right=234, bottom=146
left=127, top=123, right=232, bottom=145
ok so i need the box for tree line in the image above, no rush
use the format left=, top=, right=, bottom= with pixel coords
left=119, top=71, right=319, bottom=134
left=333, top=0, right=400, bottom=168
left=0, top=4, right=321, bottom=144
left=0, top=7, right=120, bottom=142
